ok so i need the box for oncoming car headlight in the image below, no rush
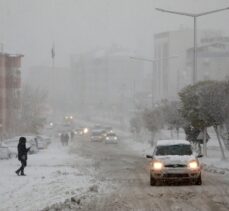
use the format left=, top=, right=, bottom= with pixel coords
left=188, top=160, right=199, bottom=170
left=151, top=161, right=163, bottom=170
left=83, top=128, right=89, bottom=134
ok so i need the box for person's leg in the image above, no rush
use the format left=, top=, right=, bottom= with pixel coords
left=15, top=160, right=23, bottom=175
left=15, top=165, right=21, bottom=175
left=21, top=160, right=27, bottom=176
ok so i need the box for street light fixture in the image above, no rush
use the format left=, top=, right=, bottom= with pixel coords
left=156, top=7, right=229, bottom=84
left=130, top=55, right=178, bottom=63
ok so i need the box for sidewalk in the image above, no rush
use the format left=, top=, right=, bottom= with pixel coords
left=0, top=140, right=94, bottom=211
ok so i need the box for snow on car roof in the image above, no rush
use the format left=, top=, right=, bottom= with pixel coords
left=156, top=139, right=190, bottom=146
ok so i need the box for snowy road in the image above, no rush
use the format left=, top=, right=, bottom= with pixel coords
left=64, top=135, right=229, bottom=211
left=2, top=135, right=228, bottom=211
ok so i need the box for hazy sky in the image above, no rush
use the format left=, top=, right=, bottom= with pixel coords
left=0, top=0, right=229, bottom=70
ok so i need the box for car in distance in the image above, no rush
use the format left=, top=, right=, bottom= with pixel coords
left=90, top=130, right=104, bottom=142
left=34, top=135, right=51, bottom=149
left=103, top=126, right=113, bottom=134
left=105, top=132, right=118, bottom=144
left=2, top=138, right=19, bottom=157
left=146, top=140, right=202, bottom=186
left=0, top=145, right=11, bottom=159
left=75, top=127, right=89, bottom=136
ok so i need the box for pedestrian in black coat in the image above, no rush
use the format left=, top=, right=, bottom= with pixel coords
left=15, top=137, right=30, bottom=176
left=64, top=133, right=69, bottom=146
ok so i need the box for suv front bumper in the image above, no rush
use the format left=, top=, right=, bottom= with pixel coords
left=151, top=167, right=201, bottom=180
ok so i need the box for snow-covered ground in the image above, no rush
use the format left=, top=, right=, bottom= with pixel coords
left=0, top=139, right=106, bottom=211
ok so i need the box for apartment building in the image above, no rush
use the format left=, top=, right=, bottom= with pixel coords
left=0, top=53, right=23, bottom=135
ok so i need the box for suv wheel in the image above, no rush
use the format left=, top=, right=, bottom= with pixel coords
left=195, top=174, right=202, bottom=185
left=150, top=174, right=156, bottom=186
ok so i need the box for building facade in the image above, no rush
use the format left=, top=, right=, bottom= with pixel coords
left=186, top=35, right=229, bottom=81
left=0, top=53, right=23, bottom=136
left=154, top=29, right=194, bottom=102
left=70, top=46, right=147, bottom=118
left=154, top=29, right=229, bottom=102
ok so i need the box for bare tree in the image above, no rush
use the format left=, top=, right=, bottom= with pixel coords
left=142, top=108, right=164, bottom=144
left=20, top=85, right=47, bottom=134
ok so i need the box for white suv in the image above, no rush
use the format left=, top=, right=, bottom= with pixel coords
left=146, top=140, right=202, bottom=186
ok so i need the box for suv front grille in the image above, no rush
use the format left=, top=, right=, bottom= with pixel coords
left=164, top=164, right=187, bottom=168
left=163, top=173, right=189, bottom=178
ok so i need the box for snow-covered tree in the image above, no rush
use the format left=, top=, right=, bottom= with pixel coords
left=20, top=85, right=47, bottom=134
left=142, top=108, right=164, bottom=142
left=130, top=116, right=142, bottom=136
left=179, top=80, right=229, bottom=159
left=160, top=101, right=185, bottom=139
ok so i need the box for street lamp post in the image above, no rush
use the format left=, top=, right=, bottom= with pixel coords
left=156, top=7, right=229, bottom=84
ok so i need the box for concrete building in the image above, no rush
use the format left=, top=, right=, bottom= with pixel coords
left=70, top=46, right=148, bottom=117
left=154, top=29, right=229, bottom=102
left=186, top=35, right=229, bottom=81
left=0, top=53, right=23, bottom=136
left=153, top=28, right=194, bottom=102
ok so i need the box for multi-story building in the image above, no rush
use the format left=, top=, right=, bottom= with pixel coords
left=186, top=35, right=229, bottom=81
left=154, top=28, right=194, bottom=102
left=70, top=46, right=147, bottom=117
left=154, top=29, right=229, bottom=102
left=0, top=53, right=23, bottom=136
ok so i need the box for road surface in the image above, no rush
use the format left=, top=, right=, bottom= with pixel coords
left=60, top=134, right=229, bottom=211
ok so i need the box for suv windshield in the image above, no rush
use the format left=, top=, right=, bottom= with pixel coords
left=107, top=133, right=116, bottom=137
left=92, top=131, right=102, bottom=136
left=155, top=144, right=192, bottom=156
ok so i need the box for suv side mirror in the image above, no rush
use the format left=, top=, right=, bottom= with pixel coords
left=146, top=155, right=153, bottom=159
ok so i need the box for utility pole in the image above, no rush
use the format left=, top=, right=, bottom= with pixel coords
left=51, top=43, right=55, bottom=69
left=50, top=43, right=55, bottom=107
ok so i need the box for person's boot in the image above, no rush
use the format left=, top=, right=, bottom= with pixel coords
left=15, top=170, right=20, bottom=176
left=21, top=171, right=26, bottom=176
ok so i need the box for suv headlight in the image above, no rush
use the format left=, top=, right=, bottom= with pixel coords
left=188, top=160, right=199, bottom=170
left=151, top=161, right=163, bottom=170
